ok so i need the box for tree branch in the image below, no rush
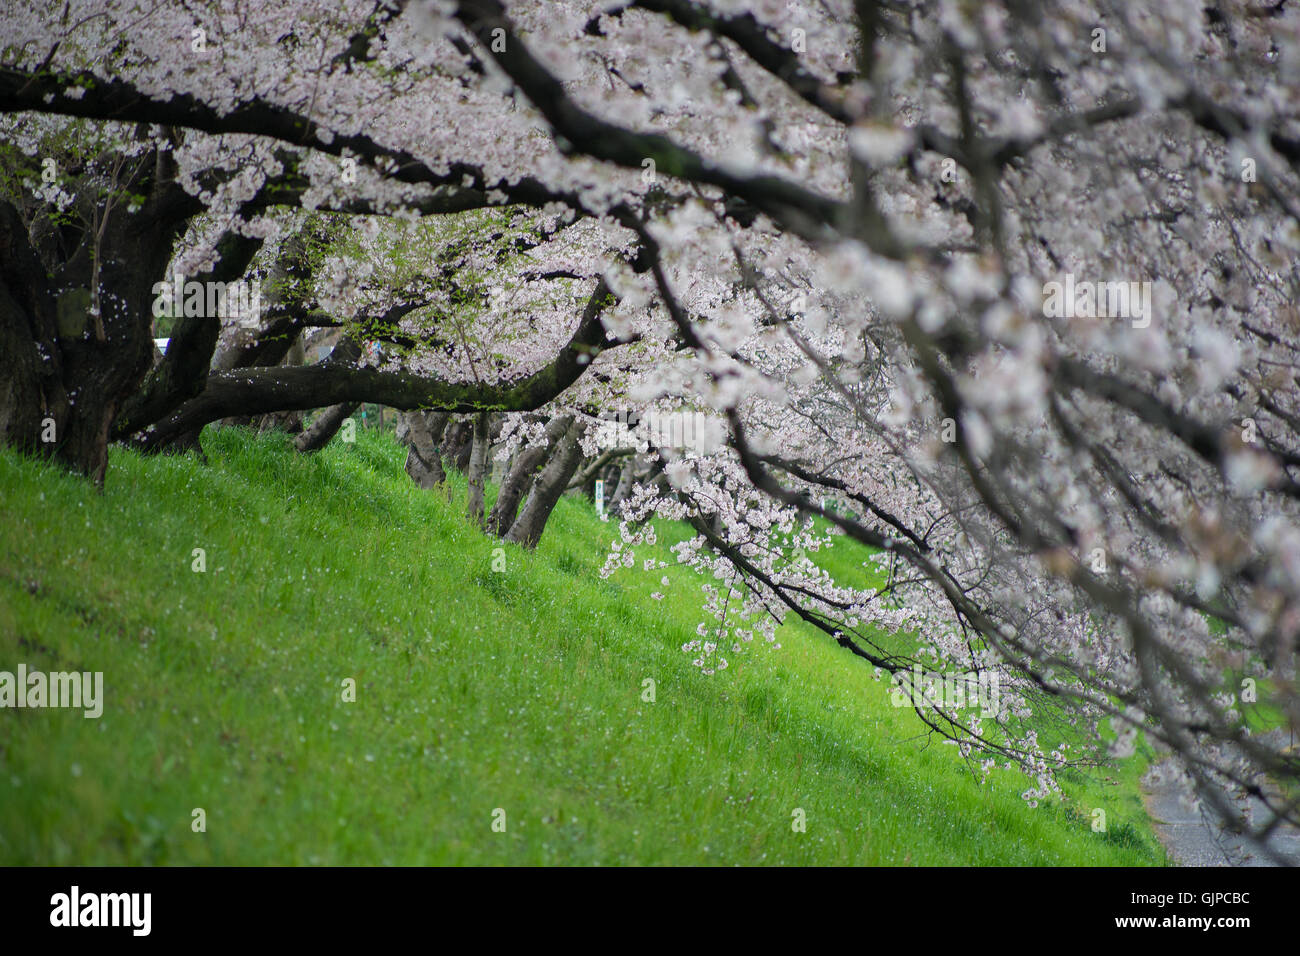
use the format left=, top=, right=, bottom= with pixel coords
left=133, top=278, right=618, bottom=450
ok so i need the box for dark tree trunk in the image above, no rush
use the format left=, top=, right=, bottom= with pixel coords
left=111, top=228, right=264, bottom=441
left=505, top=419, right=585, bottom=549
left=0, top=201, right=67, bottom=466
left=609, top=456, right=636, bottom=513
left=138, top=329, right=357, bottom=454
left=396, top=409, right=449, bottom=488
left=0, top=144, right=189, bottom=485
left=134, top=235, right=323, bottom=453
left=440, top=419, right=473, bottom=472
left=566, top=446, right=633, bottom=493
left=294, top=402, right=359, bottom=452
left=465, top=410, right=491, bottom=527
left=488, top=414, right=572, bottom=536
left=252, top=336, right=308, bottom=434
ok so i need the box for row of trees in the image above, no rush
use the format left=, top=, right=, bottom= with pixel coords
left=2, top=0, right=1298, bottom=858
left=393, top=407, right=639, bottom=547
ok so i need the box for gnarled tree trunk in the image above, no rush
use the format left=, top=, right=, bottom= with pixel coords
left=609, top=455, right=636, bottom=513
left=294, top=402, right=360, bottom=453
left=488, top=414, right=573, bottom=536
left=465, top=410, right=492, bottom=527
left=0, top=146, right=188, bottom=486
left=505, top=419, right=585, bottom=549
left=396, top=409, right=449, bottom=488
left=439, top=419, right=473, bottom=472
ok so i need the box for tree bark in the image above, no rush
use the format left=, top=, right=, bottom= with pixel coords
left=294, top=402, right=360, bottom=452
left=121, top=279, right=613, bottom=458
left=251, top=335, right=308, bottom=435
left=0, top=146, right=188, bottom=485
left=110, top=227, right=265, bottom=441
left=0, top=202, right=66, bottom=467
left=488, top=414, right=572, bottom=536
left=505, top=419, right=586, bottom=549
left=566, top=446, right=633, bottom=491
left=609, top=455, right=636, bottom=512
left=396, top=409, right=449, bottom=488
left=465, top=410, right=492, bottom=527
left=439, top=419, right=471, bottom=472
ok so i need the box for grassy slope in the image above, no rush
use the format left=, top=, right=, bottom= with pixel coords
left=0, top=428, right=1165, bottom=865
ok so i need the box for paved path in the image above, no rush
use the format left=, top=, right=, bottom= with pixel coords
left=1142, top=747, right=1300, bottom=866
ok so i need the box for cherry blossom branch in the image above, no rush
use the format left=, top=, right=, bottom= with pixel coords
left=450, top=0, right=847, bottom=241
left=0, top=66, right=582, bottom=218
left=588, top=0, right=857, bottom=124
left=132, top=277, right=620, bottom=449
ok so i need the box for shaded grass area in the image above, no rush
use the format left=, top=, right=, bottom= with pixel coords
left=0, top=427, right=1165, bottom=864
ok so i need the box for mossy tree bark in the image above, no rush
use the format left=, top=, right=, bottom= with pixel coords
left=505, top=419, right=586, bottom=549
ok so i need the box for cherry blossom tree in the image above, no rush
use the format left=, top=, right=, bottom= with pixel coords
left=3, top=0, right=1299, bottom=858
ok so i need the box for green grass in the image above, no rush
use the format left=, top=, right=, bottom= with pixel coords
left=0, top=427, right=1166, bottom=864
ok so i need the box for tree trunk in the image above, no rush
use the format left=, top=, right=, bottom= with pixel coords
left=609, top=455, right=636, bottom=512
left=566, top=446, right=633, bottom=493
left=505, top=419, right=585, bottom=549
left=294, top=402, right=359, bottom=453
left=488, top=414, right=572, bottom=536
left=133, top=235, right=326, bottom=454
left=111, top=228, right=264, bottom=442
left=396, top=409, right=449, bottom=488
left=439, top=419, right=473, bottom=472
left=465, top=410, right=491, bottom=527
left=0, top=146, right=187, bottom=486
left=254, top=337, right=308, bottom=434
left=258, top=408, right=305, bottom=434
left=0, top=201, right=67, bottom=467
